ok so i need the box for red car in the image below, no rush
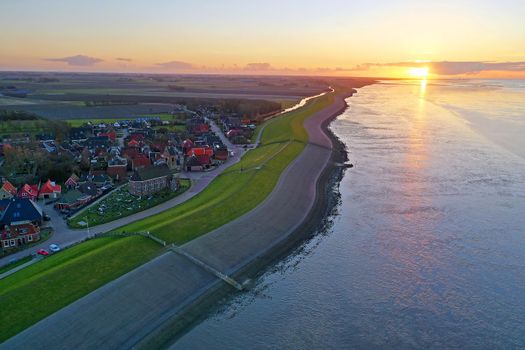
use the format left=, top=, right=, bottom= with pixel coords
left=37, top=249, right=49, bottom=256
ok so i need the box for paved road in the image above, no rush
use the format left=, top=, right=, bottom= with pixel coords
left=0, top=121, right=247, bottom=268
left=2, top=92, right=352, bottom=349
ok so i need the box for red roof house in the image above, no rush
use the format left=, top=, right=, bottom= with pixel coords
left=38, top=180, right=62, bottom=199
left=99, top=131, right=116, bottom=142
left=0, top=180, right=17, bottom=199
left=18, top=184, right=39, bottom=201
left=131, top=154, right=151, bottom=170
left=65, top=174, right=79, bottom=189
left=127, top=139, right=140, bottom=148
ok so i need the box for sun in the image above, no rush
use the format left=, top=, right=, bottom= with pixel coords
left=408, top=67, right=429, bottom=78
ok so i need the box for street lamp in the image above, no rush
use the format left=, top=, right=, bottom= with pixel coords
left=84, top=216, right=90, bottom=238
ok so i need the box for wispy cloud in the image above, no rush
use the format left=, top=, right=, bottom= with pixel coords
left=45, top=54, right=103, bottom=66
left=352, top=61, right=525, bottom=75
left=116, top=57, right=133, bottom=62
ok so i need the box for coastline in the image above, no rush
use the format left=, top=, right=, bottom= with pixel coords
left=2, top=88, right=364, bottom=349
left=135, top=90, right=356, bottom=349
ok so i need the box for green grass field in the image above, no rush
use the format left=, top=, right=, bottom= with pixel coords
left=0, top=236, right=161, bottom=342
left=66, top=114, right=175, bottom=127
left=116, top=92, right=334, bottom=244
left=68, top=179, right=191, bottom=228
left=0, top=256, right=32, bottom=275
left=0, top=119, right=49, bottom=135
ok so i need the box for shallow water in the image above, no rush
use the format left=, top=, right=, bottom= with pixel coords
left=171, top=80, right=525, bottom=349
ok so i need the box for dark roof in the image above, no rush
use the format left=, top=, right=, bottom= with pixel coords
left=78, top=182, right=99, bottom=196
left=130, top=164, right=170, bottom=181
left=0, top=198, right=43, bottom=225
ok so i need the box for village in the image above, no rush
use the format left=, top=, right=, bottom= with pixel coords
left=0, top=106, right=259, bottom=257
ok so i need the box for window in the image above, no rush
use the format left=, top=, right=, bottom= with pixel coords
left=10, top=239, right=15, bottom=247
left=28, top=235, right=33, bottom=242
left=3, top=241, right=8, bottom=248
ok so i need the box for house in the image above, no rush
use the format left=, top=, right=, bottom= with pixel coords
left=131, top=154, right=151, bottom=170
left=65, top=174, right=80, bottom=189
left=185, top=155, right=206, bottom=171
left=54, top=190, right=92, bottom=211
left=0, top=198, right=43, bottom=226
left=107, top=156, right=128, bottom=180
left=85, top=135, right=110, bottom=149
left=214, top=145, right=229, bottom=161
left=1, top=220, right=41, bottom=249
left=162, top=146, right=182, bottom=171
left=98, top=131, right=116, bottom=142
left=129, top=164, right=177, bottom=196
left=91, top=174, right=112, bottom=187
left=38, top=180, right=62, bottom=199
left=17, top=184, right=39, bottom=201
left=0, top=180, right=17, bottom=199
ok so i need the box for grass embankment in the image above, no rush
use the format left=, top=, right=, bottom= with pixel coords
left=0, top=256, right=32, bottom=275
left=116, top=92, right=334, bottom=244
left=0, top=236, right=161, bottom=342
left=67, top=179, right=191, bottom=228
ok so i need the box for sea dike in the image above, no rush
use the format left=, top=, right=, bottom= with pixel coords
left=3, top=90, right=359, bottom=350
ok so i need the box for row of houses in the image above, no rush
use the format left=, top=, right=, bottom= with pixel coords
left=0, top=179, right=61, bottom=201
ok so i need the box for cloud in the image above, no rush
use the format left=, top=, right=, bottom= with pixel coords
left=156, top=60, right=194, bottom=70
left=352, top=61, right=525, bottom=75
left=116, top=57, right=133, bottom=62
left=244, top=62, right=272, bottom=71
left=46, top=54, right=103, bottom=66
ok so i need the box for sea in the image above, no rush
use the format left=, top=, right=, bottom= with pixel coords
left=170, top=79, right=525, bottom=349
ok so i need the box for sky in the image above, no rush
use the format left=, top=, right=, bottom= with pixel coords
left=1, top=0, right=525, bottom=78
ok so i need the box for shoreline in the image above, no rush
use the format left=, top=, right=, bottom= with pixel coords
left=135, top=90, right=356, bottom=349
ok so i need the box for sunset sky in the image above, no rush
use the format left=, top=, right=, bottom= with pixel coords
left=1, top=0, right=524, bottom=78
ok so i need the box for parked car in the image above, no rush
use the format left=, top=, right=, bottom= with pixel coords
left=43, top=214, right=51, bottom=221
left=49, top=244, right=61, bottom=253
left=37, top=249, right=49, bottom=256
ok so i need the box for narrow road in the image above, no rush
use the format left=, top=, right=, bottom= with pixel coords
left=2, top=91, right=353, bottom=349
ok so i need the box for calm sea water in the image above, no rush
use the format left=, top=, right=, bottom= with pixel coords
left=171, top=80, right=525, bottom=349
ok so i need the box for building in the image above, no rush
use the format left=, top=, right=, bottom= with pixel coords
left=54, top=190, right=92, bottom=211
left=107, top=156, right=128, bottom=180
left=38, top=180, right=62, bottom=199
left=162, top=146, right=182, bottom=171
left=0, top=198, right=43, bottom=226
left=129, top=164, right=176, bottom=196
left=65, top=174, right=80, bottom=189
left=17, top=184, right=39, bottom=201
left=0, top=180, right=17, bottom=199
left=1, top=220, right=41, bottom=249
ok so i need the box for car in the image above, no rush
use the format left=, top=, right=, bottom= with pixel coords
left=49, top=244, right=61, bottom=253
left=43, top=214, right=51, bottom=221
left=37, top=249, right=49, bottom=256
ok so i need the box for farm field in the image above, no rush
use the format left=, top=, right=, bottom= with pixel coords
left=68, top=179, right=191, bottom=228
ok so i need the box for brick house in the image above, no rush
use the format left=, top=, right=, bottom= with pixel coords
left=129, top=164, right=177, bottom=196
left=1, top=220, right=41, bottom=249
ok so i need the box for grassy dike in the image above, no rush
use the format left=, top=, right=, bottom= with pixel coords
left=0, top=92, right=334, bottom=343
